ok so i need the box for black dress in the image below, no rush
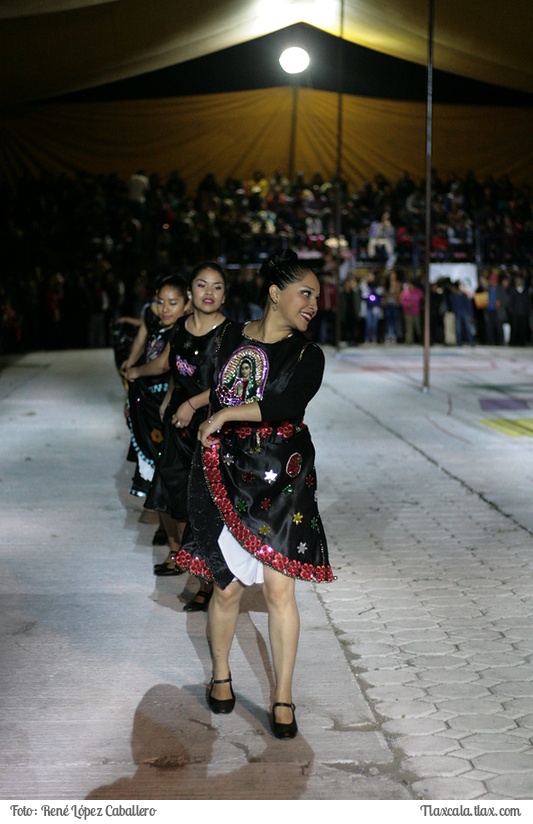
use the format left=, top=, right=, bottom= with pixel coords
left=177, top=322, right=334, bottom=588
left=145, top=315, right=233, bottom=521
left=126, top=308, right=174, bottom=497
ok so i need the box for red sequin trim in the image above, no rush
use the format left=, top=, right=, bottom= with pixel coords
left=199, top=443, right=335, bottom=584
left=277, top=421, right=294, bottom=439
left=257, top=423, right=273, bottom=439
left=174, top=548, right=214, bottom=582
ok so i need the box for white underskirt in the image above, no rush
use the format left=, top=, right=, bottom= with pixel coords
left=138, top=454, right=155, bottom=482
left=218, top=525, right=265, bottom=586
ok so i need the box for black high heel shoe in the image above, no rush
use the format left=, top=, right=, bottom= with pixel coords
left=207, top=675, right=235, bottom=714
left=271, top=702, right=298, bottom=739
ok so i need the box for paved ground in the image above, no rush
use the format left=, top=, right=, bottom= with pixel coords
left=1, top=343, right=533, bottom=802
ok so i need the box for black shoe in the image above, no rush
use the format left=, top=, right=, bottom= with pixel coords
left=207, top=675, right=235, bottom=714
left=154, top=565, right=184, bottom=576
left=153, top=555, right=184, bottom=576
left=183, top=589, right=212, bottom=612
left=271, top=702, right=298, bottom=739
left=152, top=527, right=168, bottom=546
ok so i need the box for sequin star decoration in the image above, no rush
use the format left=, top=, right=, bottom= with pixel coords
left=223, top=452, right=235, bottom=466
left=311, top=516, right=318, bottom=530
left=305, top=474, right=314, bottom=487
left=260, top=498, right=272, bottom=510
left=236, top=499, right=247, bottom=513
left=258, top=525, right=271, bottom=536
left=297, top=542, right=308, bottom=554
left=242, top=471, right=254, bottom=483
left=264, top=469, right=278, bottom=484
left=282, top=484, right=293, bottom=496
left=292, top=512, right=303, bottom=525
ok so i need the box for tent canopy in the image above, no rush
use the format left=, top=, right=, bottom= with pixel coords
left=1, top=0, right=532, bottom=108
left=1, top=2, right=531, bottom=190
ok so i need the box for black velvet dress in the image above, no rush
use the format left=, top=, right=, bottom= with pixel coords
left=177, top=322, right=334, bottom=588
left=126, top=309, right=174, bottom=496
left=145, top=315, right=233, bottom=521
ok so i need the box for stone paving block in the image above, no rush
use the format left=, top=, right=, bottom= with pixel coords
left=396, top=735, right=460, bottom=757
left=487, top=773, right=533, bottom=799
left=447, top=715, right=517, bottom=733
left=401, top=754, right=471, bottom=778
left=411, top=775, right=487, bottom=800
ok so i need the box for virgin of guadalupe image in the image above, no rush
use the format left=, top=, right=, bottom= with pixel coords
left=218, top=347, right=268, bottom=406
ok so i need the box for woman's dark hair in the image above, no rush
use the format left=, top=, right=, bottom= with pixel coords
left=156, top=273, right=189, bottom=300
left=189, top=260, right=227, bottom=287
left=258, top=249, right=310, bottom=306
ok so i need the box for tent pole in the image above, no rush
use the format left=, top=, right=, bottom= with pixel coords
left=423, top=0, right=435, bottom=391
left=335, top=0, right=346, bottom=351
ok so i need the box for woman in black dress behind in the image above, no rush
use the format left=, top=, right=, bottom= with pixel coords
left=126, top=262, right=231, bottom=610
left=178, top=250, right=334, bottom=739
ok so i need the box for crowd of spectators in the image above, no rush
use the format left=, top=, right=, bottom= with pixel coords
left=1, top=165, right=532, bottom=353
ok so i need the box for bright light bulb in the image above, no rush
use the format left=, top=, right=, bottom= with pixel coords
left=279, top=47, right=310, bottom=74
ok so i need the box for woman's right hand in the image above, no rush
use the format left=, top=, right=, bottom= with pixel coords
left=170, top=400, right=194, bottom=430
left=124, top=366, right=139, bottom=382
left=198, top=412, right=224, bottom=447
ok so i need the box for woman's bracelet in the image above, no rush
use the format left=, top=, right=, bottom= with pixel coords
left=187, top=398, right=196, bottom=412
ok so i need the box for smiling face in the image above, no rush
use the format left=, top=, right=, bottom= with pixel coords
left=156, top=285, right=187, bottom=327
left=190, top=267, right=226, bottom=314
left=271, top=270, right=320, bottom=333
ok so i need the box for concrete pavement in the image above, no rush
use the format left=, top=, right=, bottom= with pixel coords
left=1, top=343, right=533, bottom=801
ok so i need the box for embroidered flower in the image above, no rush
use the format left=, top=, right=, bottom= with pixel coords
left=257, top=544, right=275, bottom=559
left=236, top=425, right=252, bottom=439
left=292, top=512, right=303, bottom=525
left=258, top=525, right=271, bottom=536
left=245, top=535, right=262, bottom=552
left=272, top=553, right=289, bottom=572
left=150, top=428, right=164, bottom=443
left=260, top=498, right=272, bottom=510
left=305, top=474, right=314, bottom=487
left=236, top=499, right=247, bottom=513
left=242, top=471, right=254, bottom=483
left=297, top=542, right=308, bottom=554
left=277, top=421, right=294, bottom=439
left=175, top=548, right=192, bottom=568
left=300, top=564, right=315, bottom=581
left=287, top=559, right=302, bottom=577
left=257, top=423, right=273, bottom=439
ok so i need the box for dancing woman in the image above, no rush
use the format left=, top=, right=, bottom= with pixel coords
left=123, top=275, right=189, bottom=500
left=125, top=262, right=231, bottom=611
left=177, top=250, right=334, bottom=738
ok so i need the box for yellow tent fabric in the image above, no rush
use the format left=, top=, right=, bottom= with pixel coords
left=0, top=2, right=531, bottom=190
left=1, top=89, right=532, bottom=192
left=0, top=0, right=532, bottom=107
